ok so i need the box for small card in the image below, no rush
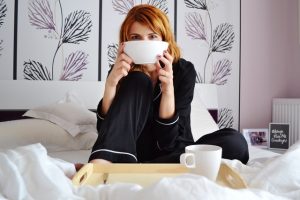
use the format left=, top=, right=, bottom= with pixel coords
left=269, top=123, right=290, bottom=150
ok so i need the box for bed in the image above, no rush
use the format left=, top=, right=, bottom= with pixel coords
left=0, top=80, right=299, bottom=200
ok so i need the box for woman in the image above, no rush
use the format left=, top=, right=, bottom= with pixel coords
left=89, top=4, right=249, bottom=164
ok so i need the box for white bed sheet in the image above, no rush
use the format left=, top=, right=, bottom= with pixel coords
left=248, top=145, right=280, bottom=161
left=2, top=142, right=300, bottom=200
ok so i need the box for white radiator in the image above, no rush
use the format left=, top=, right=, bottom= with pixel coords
left=272, top=98, right=300, bottom=146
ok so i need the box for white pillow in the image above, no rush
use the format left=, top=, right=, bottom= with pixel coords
left=191, top=88, right=219, bottom=142
left=23, top=102, right=97, bottom=137
left=23, top=91, right=97, bottom=137
left=0, top=119, right=97, bottom=152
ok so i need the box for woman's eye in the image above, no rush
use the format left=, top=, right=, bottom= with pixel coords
left=150, top=35, right=158, bottom=39
left=130, top=35, right=140, bottom=40
left=149, top=34, right=160, bottom=40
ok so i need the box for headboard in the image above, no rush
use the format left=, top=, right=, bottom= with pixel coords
left=0, top=80, right=104, bottom=121
left=0, top=80, right=218, bottom=122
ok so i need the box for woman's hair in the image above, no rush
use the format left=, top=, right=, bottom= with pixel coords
left=119, top=4, right=181, bottom=62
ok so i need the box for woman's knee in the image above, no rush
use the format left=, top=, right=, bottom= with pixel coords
left=117, top=71, right=153, bottom=100
left=197, top=128, right=249, bottom=164
left=122, top=71, right=152, bottom=90
left=223, top=129, right=249, bottom=164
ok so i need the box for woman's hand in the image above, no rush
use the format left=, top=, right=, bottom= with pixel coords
left=156, top=50, right=174, bottom=95
left=102, top=43, right=133, bottom=115
left=74, top=163, right=84, bottom=172
left=106, top=43, right=133, bottom=88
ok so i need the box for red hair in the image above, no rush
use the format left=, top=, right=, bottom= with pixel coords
left=119, top=4, right=181, bottom=62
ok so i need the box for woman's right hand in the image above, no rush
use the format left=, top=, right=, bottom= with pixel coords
left=106, top=43, right=133, bottom=88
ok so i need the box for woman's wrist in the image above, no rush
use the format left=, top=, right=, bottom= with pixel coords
left=159, top=87, right=175, bottom=119
left=161, top=83, right=174, bottom=96
left=105, top=76, right=118, bottom=88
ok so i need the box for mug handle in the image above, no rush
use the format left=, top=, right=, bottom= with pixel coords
left=180, top=153, right=196, bottom=168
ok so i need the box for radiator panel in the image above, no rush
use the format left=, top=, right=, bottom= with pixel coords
left=272, top=98, right=300, bottom=146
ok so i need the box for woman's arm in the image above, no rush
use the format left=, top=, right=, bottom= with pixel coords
left=153, top=59, right=196, bottom=151
left=157, top=51, right=175, bottom=119
left=101, top=83, right=117, bottom=115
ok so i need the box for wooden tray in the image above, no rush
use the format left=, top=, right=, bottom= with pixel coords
left=72, top=163, right=247, bottom=189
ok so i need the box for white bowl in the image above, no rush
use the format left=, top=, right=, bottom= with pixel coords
left=124, top=41, right=169, bottom=64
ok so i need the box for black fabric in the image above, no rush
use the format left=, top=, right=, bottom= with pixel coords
left=89, top=58, right=249, bottom=164
left=148, top=128, right=249, bottom=164
left=89, top=72, right=153, bottom=162
left=196, top=128, right=249, bottom=164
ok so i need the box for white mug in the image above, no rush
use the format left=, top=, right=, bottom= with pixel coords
left=180, top=144, right=222, bottom=181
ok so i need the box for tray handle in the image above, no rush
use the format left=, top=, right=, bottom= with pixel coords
left=72, top=163, right=94, bottom=186
left=218, top=163, right=247, bottom=189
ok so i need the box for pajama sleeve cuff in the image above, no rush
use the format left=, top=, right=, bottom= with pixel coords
left=96, top=99, right=105, bottom=120
left=153, top=112, right=180, bottom=150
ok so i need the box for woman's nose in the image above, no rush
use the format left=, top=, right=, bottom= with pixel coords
left=141, top=37, right=150, bottom=40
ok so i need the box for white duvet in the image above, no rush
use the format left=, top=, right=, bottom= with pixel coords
left=0, top=142, right=300, bottom=200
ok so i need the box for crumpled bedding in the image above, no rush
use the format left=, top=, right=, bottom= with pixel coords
left=0, top=142, right=300, bottom=200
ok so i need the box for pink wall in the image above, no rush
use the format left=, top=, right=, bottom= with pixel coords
left=240, top=0, right=300, bottom=130
left=289, top=1, right=300, bottom=97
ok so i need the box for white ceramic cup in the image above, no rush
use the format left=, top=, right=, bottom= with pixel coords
left=124, top=41, right=169, bottom=64
left=180, top=144, right=222, bottom=181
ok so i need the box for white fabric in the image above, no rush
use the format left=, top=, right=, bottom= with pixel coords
left=191, top=86, right=219, bottom=141
left=1, top=143, right=300, bottom=200
left=23, top=91, right=97, bottom=137
left=0, top=119, right=97, bottom=152
left=247, top=145, right=281, bottom=162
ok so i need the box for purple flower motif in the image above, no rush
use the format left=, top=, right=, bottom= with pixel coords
left=60, top=51, right=88, bottom=81
left=28, top=0, right=56, bottom=32
left=112, top=0, right=134, bottom=15
left=185, top=12, right=206, bottom=41
left=210, top=59, right=232, bottom=85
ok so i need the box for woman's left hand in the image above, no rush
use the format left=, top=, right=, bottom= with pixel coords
left=156, top=50, right=174, bottom=95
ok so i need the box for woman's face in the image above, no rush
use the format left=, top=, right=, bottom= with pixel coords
left=128, top=21, right=162, bottom=41
left=128, top=22, right=162, bottom=72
